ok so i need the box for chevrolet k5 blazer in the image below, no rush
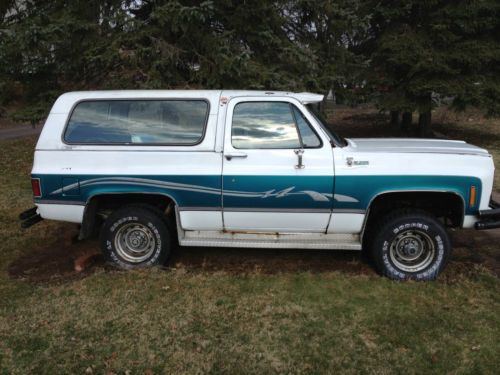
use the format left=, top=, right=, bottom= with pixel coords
left=20, top=90, right=500, bottom=280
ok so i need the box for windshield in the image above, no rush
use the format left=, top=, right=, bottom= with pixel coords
left=306, top=104, right=347, bottom=147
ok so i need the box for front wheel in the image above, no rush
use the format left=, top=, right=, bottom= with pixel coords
left=371, top=210, right=451, bottom=280
left=100, top=205, right=171, bottom=269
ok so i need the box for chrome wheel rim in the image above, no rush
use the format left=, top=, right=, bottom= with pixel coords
left=114, top=223, right=156, bottom=263
left=389, top=230, right=435, bottom=272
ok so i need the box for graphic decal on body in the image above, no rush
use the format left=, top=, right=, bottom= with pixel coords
left=332, top=194, right=359, bottom=203
left=50, top=177, right=359, bottom=203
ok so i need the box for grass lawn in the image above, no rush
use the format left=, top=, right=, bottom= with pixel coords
left=1, top=109, right=499, bottom=374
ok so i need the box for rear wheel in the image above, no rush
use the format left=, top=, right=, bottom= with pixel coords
left=371, top=210, right=451, bottom=280
left=100, top=205, right=171, bottom=269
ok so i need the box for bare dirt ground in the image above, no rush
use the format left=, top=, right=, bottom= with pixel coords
left=7, top=224, right=372, bottom=283
left=0, top=117, right=18, bottom=128
left=8, top=222, right=500, bottom=284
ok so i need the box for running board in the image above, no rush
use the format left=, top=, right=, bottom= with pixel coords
left=179, top=230, right=362, bottom=250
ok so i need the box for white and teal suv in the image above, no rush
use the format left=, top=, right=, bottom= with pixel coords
left=20, top=90, right=499, bottom=280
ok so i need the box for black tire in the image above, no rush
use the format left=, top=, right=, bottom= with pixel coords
left=371, top=210, right=451, bottom=281
left=99, top=205, right=171, bottom=269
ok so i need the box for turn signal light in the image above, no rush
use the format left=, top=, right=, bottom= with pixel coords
left=469, top=185, right=476, bottom=208
left=31, top=178, right=42, bottom=198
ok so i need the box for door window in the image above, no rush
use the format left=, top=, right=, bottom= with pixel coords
left=231, top=101, right=321, bottom=149
left=231, top=102, right=301, bottom=149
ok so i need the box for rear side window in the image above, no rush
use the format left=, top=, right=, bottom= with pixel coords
left=64, top=100, right=209, bottom=145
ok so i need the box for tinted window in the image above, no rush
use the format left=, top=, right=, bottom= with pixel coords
left=292, top=106, right=321, bottom=148
left=64, top=100, right=208, bottom=144
left=232, top=102, right=301, bottom=149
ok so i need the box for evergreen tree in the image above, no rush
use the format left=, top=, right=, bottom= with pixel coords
left=363, top=0, right=500, bottom=135
left=0, top=0, right=317, bottom=119
left=0, top=0, right=499, bottom=129
left=284, top=0, right=370, bottom=104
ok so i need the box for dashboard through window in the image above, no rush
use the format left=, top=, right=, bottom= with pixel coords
left=64, top=99, right=209, bottom=145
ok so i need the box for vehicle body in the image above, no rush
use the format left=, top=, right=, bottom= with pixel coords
left=21, top=90, right=500, bottom=280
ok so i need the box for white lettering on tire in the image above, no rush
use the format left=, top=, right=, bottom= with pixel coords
left=383, top=221, right=443, bottom=280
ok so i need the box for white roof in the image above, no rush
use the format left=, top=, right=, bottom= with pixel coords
left=221, top=90, right=324, bottom=104
left=50, top=90, right=324, bottom=114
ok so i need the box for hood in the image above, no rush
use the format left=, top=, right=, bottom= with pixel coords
left=346, top=138, right=490, bottom=157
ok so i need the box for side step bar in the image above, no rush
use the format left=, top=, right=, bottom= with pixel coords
left=19, top=207, right=43, bottom=228
left=475, top=199, right=500, bottom=230
left=179, top=229, right=362, bottom=250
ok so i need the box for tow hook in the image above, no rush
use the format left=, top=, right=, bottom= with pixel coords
left=19, top=207, right=43, bottom=228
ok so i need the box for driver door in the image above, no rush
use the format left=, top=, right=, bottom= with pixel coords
left=222, top=96, right=334, bottom=233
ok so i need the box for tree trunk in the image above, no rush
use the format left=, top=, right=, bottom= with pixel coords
left=390, top=111, right=400, bottom=128
left=401, top=112, right=412, bottom=130
left=418, top=94, right=433, bottom=137
left=418, top=111, right=432, bottom=137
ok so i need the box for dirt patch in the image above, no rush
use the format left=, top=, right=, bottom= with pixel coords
left=8, top=224, right=104, bottom=283
left=0, top=117, right=18, bottom=128
left=169, top=246, right=373, bottom=276
left=8, top=224, right=375, bottom=283
left=449, top=229, right=500, bottom=277
left=329, top=106, right=402, bottom=138
left=0, top=117, right=36, bottom=129
left=8, top=222, right=500, bottom=283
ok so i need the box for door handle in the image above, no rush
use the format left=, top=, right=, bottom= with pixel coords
left=225, top=152, right=248, bottom=160
left=294, top=149, right=305, bottom=169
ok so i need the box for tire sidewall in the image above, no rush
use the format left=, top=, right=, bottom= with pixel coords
left=375, top=215, right=449, bottom=280
left=100, top=207, right=170, bottom=269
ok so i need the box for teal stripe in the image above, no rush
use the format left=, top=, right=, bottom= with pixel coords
left=222, top=175, right=333, bottom=210
left=334, top=175, right=481, bottom=215
left=32, top=174, right=222, bottom=208
left=31, top=174, right=481, bottom=215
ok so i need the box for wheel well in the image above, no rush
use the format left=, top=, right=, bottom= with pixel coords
left=364, top=191, right=464, bottom=232
left=79, top=193, right=176, bottom=240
